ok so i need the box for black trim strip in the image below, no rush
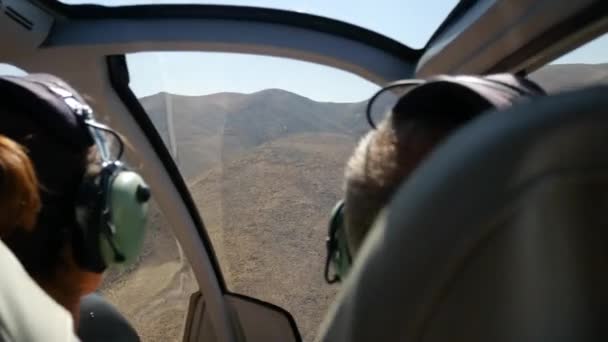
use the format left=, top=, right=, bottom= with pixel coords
left=35, top=1, right=419, bottom=62
left=227, top=293, right=303, bottom=342
left=106, top=55, right=227, bottom=291
left=7, top=6, right=34, bottom=27
left=5, top=6, right=34, bottom=30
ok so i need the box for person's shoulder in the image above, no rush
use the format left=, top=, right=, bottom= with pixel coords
left=0, top=240, right=79, bottom=342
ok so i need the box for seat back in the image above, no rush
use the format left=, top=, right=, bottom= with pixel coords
left=317, top=85, right=608, bottom=342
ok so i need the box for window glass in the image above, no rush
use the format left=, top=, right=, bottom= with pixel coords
left=58, top=0, right=458, bottom=48
left=530, top=33, right=608, bottom=92
left=100, top=201, right=198, bottom=342
left=127, top=51, right=379, bottom=341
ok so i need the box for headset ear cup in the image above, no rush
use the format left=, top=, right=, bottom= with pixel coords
left=99, top=170, right=150, bottom=267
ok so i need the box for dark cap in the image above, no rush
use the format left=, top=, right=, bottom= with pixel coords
left=392, top=73, right=546, bottom=127
left=0, top=74, right=95, bottom=150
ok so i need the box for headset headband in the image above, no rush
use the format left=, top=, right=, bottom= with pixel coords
left=366, top=74, right=546, bottom=129
left=34, top=80, right=125, bottom=162
left=0, top=74, right=125, bottom=162
left=0, top=74, right=94, bottom=149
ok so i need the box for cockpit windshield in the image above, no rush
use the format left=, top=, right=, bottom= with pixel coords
left=127, top=51, right=377, bottom=340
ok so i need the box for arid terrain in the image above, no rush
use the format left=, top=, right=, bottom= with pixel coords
left=99, top=63, right=608, bottom=341
left=190, top=132, right=355, bottom=340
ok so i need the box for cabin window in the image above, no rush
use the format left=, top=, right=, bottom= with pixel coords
left=126, top=51, right=379, bottom=341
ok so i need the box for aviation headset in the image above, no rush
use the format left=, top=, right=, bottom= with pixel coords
left=0, top=74, right=150, bottom=273
left=325, top=74, right=546, bottom=283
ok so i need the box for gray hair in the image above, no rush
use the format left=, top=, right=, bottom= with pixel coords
left=343, top=115, right=450, bottom=255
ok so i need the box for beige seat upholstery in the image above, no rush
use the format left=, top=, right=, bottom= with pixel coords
left=0, top=240, right=78, bottom=342
left=317, top=85, right=608, bottom=342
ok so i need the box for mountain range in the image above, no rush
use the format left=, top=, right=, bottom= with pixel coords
left=139, top=63, right=608, bottom=183
left=139, top=89, right=367, bottom=180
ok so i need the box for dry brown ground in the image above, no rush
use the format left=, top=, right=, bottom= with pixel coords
left=99, top=132, right=354, bottom=342
left=100, top=207, right=198, bottom=342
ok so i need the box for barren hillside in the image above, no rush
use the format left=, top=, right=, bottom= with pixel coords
left=190, top=133, right=355, bottom=340
left=139, top=89, right=367, bottom=179
left=530, top=63, right=608, bottom=92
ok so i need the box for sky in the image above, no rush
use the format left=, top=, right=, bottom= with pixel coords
left=63, top=0, right=459, bottom=102
left=3, top=0, right=608, bottom=102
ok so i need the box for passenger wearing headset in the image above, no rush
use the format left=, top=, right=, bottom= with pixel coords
left=325, top=74, right=546, bottom=283
left=0, top=74, right=150, bottom=336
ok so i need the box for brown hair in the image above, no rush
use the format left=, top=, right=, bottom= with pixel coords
left=0, top=135, right=40, bottom=238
